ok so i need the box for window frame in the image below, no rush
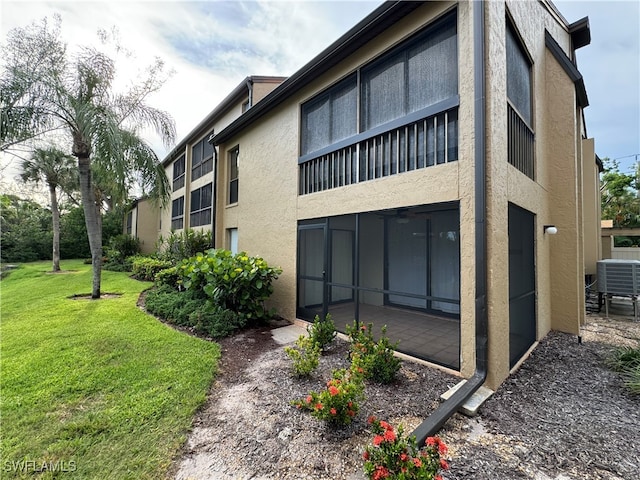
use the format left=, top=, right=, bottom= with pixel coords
left=228, top=146, right=239, bottom=205
left=172, top=155, right=186, bottom=191
left=171, top=196, right=185, bottom=230
left=189, top=183, right=213, bottom=227
left=505, top=18, right=534, bottom=129
left=191, top=138, right=214, bottom=181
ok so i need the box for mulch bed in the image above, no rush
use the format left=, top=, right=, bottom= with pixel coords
left=161, top=308, right=639, bottom=479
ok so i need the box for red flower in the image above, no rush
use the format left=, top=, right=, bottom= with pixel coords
left=360, top=325, right=367, bottom=331
left=435, top=476, right=443, bottom=480
left=379, top=420, right=393, bottom=431
left=426, top=437, right=437, bottom=446
left=368, top=416, right=376, bottom=424
left=330, top=408, right=337, bottom=415
left=363, top=451, right=369, bottom=460
left=347, top=409, right=355, bottom=417
left=372, top=465, right=389, bottom=480
left=399, top=453, right=409, bottom=462
left=347, top=401, right=353, bottom=408
left=328, top=385, right=339, bottom=396
left=384, top=429, right=396, bottom=442
left=373, top=435, right=385, bottom=446
left=413, top=457, right=422, bottom=468
left=315, top=403, right=323, bottom=410
left=438, top=442, right=448, bottom=455
left=440, top=459, right=449, bottom=470
left=306, top=395, right=312, bottom=403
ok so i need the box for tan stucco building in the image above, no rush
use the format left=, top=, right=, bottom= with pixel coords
left=128, top=1, right=600, bottom=397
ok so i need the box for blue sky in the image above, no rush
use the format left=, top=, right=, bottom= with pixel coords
left=1, top=0, right=639, bottom=195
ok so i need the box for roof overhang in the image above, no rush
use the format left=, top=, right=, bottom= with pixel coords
left=545, top=30, right=589, bottom=108
left=568, top=16, right=591, bottom=50
left=161, top=75, right=286, bottom=166
left=212, top=1, right=425, bottom=146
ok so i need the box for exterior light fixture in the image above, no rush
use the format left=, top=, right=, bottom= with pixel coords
left=544, top=225, right=558, bottom=235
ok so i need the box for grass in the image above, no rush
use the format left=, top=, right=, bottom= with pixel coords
left=0, top=260, right=221, bottom=479
left=606, top=345, right=640, bottom=394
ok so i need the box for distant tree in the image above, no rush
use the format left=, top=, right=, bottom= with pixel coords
left=1, top=16, right=174, bottom=297
left=0, top=194, right=52, bottom=263
left=601, top=158, right=640, bottom=228
left=20, top=146, right=77, bottom=271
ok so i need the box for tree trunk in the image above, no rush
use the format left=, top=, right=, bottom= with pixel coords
left=78, top=155, right=102, bottom=298
left=49, top=182, right=61, bottom=272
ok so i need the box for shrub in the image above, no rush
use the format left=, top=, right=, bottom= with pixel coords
left=156, top=229, right=213, bottom=263
left=285, top=335, right=321, bottom=376
left=307, top=314, right=337, bottom=350
left=292, top=368, right=364, bottom=426
left=145, top=285, right=245, bottom=338
left=363, top=417, right=449, bottom=480
left=103, top=234, right=140, bottom=272
left=347, top=321, right=402, bottom=384
left=188, top=306, right=246, bottom=338
left=606, top=345, right=640, bottom=394
left=131, top=256, right=173, bottom=282
left=176, top=249, right=282, bottom=323
left=155, top=266, right=183, bottom=289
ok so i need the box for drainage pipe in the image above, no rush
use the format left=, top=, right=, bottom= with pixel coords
left=411, top=0, right=488, bottom=446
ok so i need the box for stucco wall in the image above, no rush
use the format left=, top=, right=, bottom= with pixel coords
left=133, top=199, right=160, bottom=254
left=582, top=138, right=601, bottom=276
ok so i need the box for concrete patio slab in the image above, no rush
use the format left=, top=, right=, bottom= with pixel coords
left=271, top=324, right=307, bottom=345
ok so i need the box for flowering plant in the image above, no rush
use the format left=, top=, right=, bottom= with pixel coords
left=347, top=321, right=401, bottom=384
left=363, top=417, right=449, bottom=480
left=292, top=368, right=364, bottom=425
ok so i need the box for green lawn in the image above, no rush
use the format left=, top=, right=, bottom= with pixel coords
left=0, top=260, right=220, bottom=479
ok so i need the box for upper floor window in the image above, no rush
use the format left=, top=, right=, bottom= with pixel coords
left=301, top=76, right=357, bottom=156
left=361, top=19, right=457, bottom=131
left=192, top=138, right=214, bottom=181
left=172, top=155, right=185, bottom=191
left=190, top=183, right=212, bottom=227
left=298, top=10, right=459, bottom=195
left=171, top=196, right=184, bottom=230
left=506, top=19, right=534, bottom=179
left=228, top=147, right=239, bottom=204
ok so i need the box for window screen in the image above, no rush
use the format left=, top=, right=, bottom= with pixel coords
left=506, top=23, right=532, bottom=125
left=301, top=75, right=357, bottom=156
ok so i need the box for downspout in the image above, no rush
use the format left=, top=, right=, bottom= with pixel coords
left=208, top=131, right=217, bottom=247
left=246, top=78, right=254, bottom=109
left=411, top=0, right=488, bottom=446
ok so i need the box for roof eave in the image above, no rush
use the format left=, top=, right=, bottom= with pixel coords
left=212, top=1, right=424, bottom=146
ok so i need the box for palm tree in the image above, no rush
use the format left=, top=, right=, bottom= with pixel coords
left=1, top=17, right=174, bottom=297
left=20, top=146, right=77, bottom=271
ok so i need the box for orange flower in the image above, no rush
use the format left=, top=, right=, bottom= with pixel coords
left=328, top=385, right=339, bottom=396
left=379, top=420, right=393, bottom=431
left=413, top=457, right=422, bottom=468
left=373, top=435, right=385, bottom=446
left=435, top=476, right=443, bottom=480
left=384, top=429, right=396, bottom=442
left=368, top=415, right=376, bottom=424
left=306, top=395, right=312, bottom=403
left=330, top=407, right=337, bottom=415
left=315, top=403, right=323, bottom=410
left=399, top=453, right=409, bottom=462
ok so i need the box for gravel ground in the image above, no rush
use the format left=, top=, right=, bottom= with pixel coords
left=170, top=307, right=640, bottom=480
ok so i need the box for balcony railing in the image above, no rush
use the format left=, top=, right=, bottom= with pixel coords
left=507, top=104, right=535, bottom=179
left=299, top=108, right=458, bottom=195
